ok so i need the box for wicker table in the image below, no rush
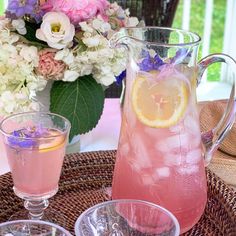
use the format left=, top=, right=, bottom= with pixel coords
left=0, top=151, right=235, bottom=235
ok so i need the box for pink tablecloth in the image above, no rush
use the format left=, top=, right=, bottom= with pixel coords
left=80, top=98, right=121, bottom=152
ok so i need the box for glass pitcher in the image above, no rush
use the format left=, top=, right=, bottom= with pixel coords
left=110, top=27, right=236, bottom=234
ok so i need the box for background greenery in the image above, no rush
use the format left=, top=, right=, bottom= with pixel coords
left=173, top=0, right=226, bottom=81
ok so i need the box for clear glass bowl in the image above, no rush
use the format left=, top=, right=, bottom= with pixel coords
left=75, top=199, right=180, bottom=236
left=0, top=220, right=72, bottom=236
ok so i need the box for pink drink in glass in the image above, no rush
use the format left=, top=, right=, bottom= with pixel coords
left=112, top=66, right=208, bottom=234
left=5, top=128, right=66, bottom=198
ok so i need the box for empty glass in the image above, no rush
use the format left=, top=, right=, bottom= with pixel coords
left=74, top=199, right=180, bottom=236
left=0, top=220, right=72, bottom=235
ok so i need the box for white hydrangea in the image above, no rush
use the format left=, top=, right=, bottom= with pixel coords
left=12, top=19, right=27, bottom=35
left=0, top=35, right=47, bottom=117
left=62, top=16, right=128, bottom=87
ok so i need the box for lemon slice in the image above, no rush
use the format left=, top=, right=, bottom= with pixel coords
left=39, top=133, right=65, bottom=152
left=132, top=71, right=189, bottom=128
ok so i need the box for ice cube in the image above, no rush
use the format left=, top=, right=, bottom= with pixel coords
left=156, top=133, right=189, bottom=153
left=142, top=174, right=154, bottom=185
left=144, top=127, right=167, bottom=141
left=184, top=115, right=201, bottom=135
left=155, top=167, right=170, bottom=178
left=177, top=165, right=199, bottom=175
left=169, top=123, right=184, bottom=133
left=131, top=134, right=152, bottom=168
left=120, top=143, right=130, bottom=156
left=164, top=153, right=182, bottom=166
left=186, top=149, right=202, bottom=164
left=130, top=162, right=141, bottom=172
left=190, top=134, right=201, bottom=149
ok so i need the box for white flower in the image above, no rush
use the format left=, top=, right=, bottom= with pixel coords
left=79, top=22, right=93, bottom=33
left=62, top=70, right=79, bottom=82
left=36, top=12, right=75, bottom=49
left=12, top=19, right=27, bottom=35
left=92, top=19, right=111, bottom=33
left=0, top=18, right=10, bottom=30
left=125, top=17, right=139, bottom=27
left=55, top=48, right=75, bottom=65
left=82, top=35, right=101, bottom=48
left=0, top=91, right=16, bottom=113
left=20, top=46, right=39, bottom=66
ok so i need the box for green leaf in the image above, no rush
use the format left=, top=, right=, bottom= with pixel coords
left=23, top=21, right=47, bottom=47
left=50, top=75, right=105, bottom=141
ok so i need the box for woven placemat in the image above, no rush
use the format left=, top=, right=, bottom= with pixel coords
left=0, top=151, right=235, bottom=235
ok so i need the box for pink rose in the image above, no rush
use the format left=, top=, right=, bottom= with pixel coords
left=36, top=49, right=66, bottom=80
left=41, top=0, right=110, bottom=24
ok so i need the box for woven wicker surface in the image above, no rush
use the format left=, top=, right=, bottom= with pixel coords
left=0, top=151, right=236, bottom=235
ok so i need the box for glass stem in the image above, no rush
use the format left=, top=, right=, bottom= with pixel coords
left=24, top=199, right=49, bottom=220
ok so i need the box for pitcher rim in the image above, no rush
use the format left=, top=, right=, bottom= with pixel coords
left=122, top=26, right=201, bottom=47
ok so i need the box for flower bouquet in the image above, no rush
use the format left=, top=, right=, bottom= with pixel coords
left=0, top=0, right=139, bottom=141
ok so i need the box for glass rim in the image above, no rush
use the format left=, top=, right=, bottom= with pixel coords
left=0, top=111, right=71, bottom=140
left=122, top=26, right=201, bottom=47
left=0, top=219, right=72, bottom=235
left=74, top=199, right=180, bottom=236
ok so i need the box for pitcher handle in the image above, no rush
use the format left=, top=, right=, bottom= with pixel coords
left=197, top=53, right=236, bottom=166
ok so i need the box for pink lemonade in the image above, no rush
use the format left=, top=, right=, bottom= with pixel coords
left=112, top=65, right=208, bottom=234
left=5, top=128, right=66, bottom=198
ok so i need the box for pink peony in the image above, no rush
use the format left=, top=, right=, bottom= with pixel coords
left=36, top=49, right=67, bottom=80
left=41, top=0, right=110, bottom=24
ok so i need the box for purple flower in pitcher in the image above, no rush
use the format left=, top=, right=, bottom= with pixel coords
left=170, top=48, right=192, bottom=64
left=138, top=51, right=166, bottom=72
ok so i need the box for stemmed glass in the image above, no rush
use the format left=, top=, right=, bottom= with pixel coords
left=0, top=112, right=71, bottom=221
